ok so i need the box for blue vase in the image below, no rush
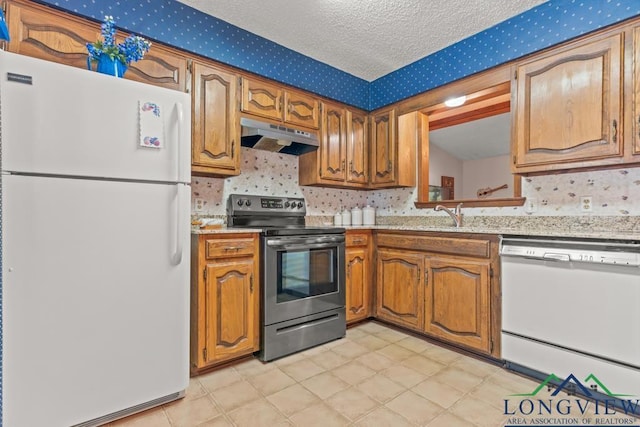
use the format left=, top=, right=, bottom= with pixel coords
left=88, top=54, right=128, bottom=78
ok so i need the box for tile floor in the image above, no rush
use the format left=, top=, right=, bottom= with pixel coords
left=108, top=321, right=638, bottom=427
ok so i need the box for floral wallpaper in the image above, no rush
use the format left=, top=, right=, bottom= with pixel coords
left=193, top=149, right=640, bottom=218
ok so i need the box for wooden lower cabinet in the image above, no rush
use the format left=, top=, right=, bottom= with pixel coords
left=345, top=231, right=371, bottom=323
left=191, top=234, right=260, bottom=374
left=374, top=231, right=500, bottom=357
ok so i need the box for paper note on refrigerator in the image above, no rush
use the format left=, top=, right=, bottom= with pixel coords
left=139, top=101, right=164, bottom=149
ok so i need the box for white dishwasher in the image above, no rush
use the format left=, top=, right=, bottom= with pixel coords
left=500, top=236, right=640, bottom=398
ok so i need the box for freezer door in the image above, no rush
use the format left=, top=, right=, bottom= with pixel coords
left=2, top=175, right=190, bottom=427
left=0, top=51, right=190, bottom=183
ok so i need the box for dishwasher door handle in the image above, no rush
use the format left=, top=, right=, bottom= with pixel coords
left=543, top=252, right=571, bottom=262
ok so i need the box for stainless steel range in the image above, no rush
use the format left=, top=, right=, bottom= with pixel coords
left=227, top=194, right=346, bottom=361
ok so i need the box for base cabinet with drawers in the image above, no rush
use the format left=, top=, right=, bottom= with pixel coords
left=374, top=231, right=500, bottom=357
left=190, top=233, right=260, bottom=374
left=345, top=230, right=372, bottom=324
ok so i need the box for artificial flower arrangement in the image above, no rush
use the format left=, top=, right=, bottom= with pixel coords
left=86, top=16, right=151, bottom=76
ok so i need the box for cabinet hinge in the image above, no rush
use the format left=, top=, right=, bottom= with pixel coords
left=514, top=69, right=518, bottom=80
left=512, top=155, right=516, bottom=165
left=490, top=340, right=494, bottom=353
left=203, top=268, right=207, bottom=281
left=186, top=59, right=193, bottom=74
left=231, top=140, right=235, bottom=158
left=490, top=266, right=494, bottom=278
left=203, top=347, right=208, bottom=360
left=238, top=76, right=242, bottom=86
left=250, top=274, right=254, bottom=293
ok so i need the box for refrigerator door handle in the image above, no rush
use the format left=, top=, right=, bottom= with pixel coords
left=175, top=102, right=186, bottom=183
left=172, top=183, right=186, bottom=265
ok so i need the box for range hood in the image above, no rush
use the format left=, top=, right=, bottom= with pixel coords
left=240, top=117, right=319, bottom=155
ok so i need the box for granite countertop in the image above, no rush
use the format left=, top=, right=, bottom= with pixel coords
left=191, top=227, right=263, bottom=235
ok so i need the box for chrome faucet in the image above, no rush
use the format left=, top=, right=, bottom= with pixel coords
left=434, top=203, right=463, bottom=228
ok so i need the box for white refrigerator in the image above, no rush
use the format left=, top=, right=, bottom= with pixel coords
left=0, top=51, right=191, bottom=426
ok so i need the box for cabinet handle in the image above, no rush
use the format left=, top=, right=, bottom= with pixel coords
left=347, top=263, right=351, bottom=278
left=612, top=119, right=618, bottom=144
left=231, top=140, right=235, bottom=158
left=388, top=160, right=392, bottom=171
left=425, top=269, right=429, bottom=286
left=250, top=274, right=254, bottom=293
left=342, top=160, right=346, bottom=171
left=352, top=239, right=365, bottom=245
left=417, top=267, right=420, bottom=283
left=349, top=160, right=353, bottom=173
left=223, top=246, right=241, bottom=251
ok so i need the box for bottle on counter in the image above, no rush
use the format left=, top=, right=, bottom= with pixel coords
left=334, top=211, right=342, bottom=226
left=341, top=209, right=351, bottom=226
left=363, top=205, right=376, bottom=225
left=351, top=206, right=363, bottom=226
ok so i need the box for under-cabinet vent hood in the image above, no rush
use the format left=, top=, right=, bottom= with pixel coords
left=240, top=117, right=319, bottom=155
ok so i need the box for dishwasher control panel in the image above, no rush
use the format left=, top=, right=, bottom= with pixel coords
left=500, top=239, right=640, bottom=267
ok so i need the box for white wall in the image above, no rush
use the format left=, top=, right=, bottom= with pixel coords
left=461, top=155, right=511, bottom=199
left=428, top=144, right=463, bottom=198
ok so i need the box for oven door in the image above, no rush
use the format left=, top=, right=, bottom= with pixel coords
left=263, top=234, right=345, bottom=325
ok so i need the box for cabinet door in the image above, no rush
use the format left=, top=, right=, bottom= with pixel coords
left=6, top=1, right=187, bottom=91
left=424, top=257, right=491, bottom=353
left=346, top=247, right=370, bottom=323
left=634, top=27, right=640, bottom=156
left=347, top=110, right=369, bottom=184
left=319, top=103, right=347, bottom=182
left=370, top=108, right=396, bottom=185
left=376, top=249, right=424, bottom=331
left=513, top=34, right=624, bottom=171
left=285, top=91, right=320, bottom=129
left=192, top=62, right=240, bottom=176
left=241, top=78, right=283, bottom=121
left=203, top=259, right=258, bottom=365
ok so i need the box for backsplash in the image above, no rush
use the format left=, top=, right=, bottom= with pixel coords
left=192, top=148, right=640, bottom=219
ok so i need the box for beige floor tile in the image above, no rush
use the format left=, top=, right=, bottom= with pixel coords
left=346, top=327, right=369, bottom=340
left=356, top=321, right=389, bottom=334
left=356, top=373, right=406, bottom=403
left=301, top=371, right=351, bottom=399
left=427, top=412, right=476, bottom=427
left=325, top=387, right=380, bottom=421
left=289, top=402, right=350, bottom=427
left=320, top=337, right=347, bottom=349
left=196, top=415, right=234, bottom=427
left=233, top=357, right=277, bottom=379
left=354, top=406, right=414, bottom=427
left=486, top=369, right=540, bottom=394
left=273, top=352, right=307, bottom=367
left=385, top=390, right=444, bottom=425
left=381, top=364, right=428, bottom=388
left=280, top=358, right=326, bottom=382
left=412, top=378, right=466, bottom=409
left=111, top=407, right=172, bottom=427
left=401, top=354, right=446, bottom=376
left=422, top=345, right=463, bottom=365
left=267, top=383, right=321, bottom=416
left=469, top=379, right=518, bottom=409
left=247, top=367, right=297, bottom=396
left=450, top=396, right=508, bottom=427
left=309, top=349, right=350, bottom=370
left=430, top=367, right=484, bottom=393
left=184, top=377, right=208, bottom=401
left=355, top=351, right=395, bottom=372
left=331, top=361, right=376, bottom=385
left=331, top=340, right=370, bottom=359
left=210, top=380, right=261, bottom=412
left=374, top=328, right=409, bottom=343
left=198, top=367, right=243, bottom=392
left=375, top=343, right=415, bottom=362
left=299, top=344, right=329, bottom=357
left=227, top=397, right=289, bottom=427
left=396, top=335, right=435, bottom=353
left=354, top=334, right=390, bottom=351
left=450, top=356, right=500, bottom=378
left=164, top=395, right=220, bottom=427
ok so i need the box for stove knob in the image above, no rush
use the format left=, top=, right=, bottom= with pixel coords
left=245, top=199, right=252, bottom=207
left=284, top=201, right=290, bottom=208
left=291, top=204, right=297, bottom=209
left=237, top=199, right=244, bottom=206
left=297, top=202, right=304, bottom=208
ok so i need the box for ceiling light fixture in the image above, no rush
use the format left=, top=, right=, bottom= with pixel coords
left=444, top=96, right=467, bottom=107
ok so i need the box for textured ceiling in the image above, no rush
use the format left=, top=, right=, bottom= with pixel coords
left=177, top=0, right=546, bottom=81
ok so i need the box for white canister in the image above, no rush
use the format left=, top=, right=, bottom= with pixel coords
left=362, top=205, right=376, bottom=225
left=334, top=212, right=342, bottom=226
left=351, top=206, right=363, bottom=226
left=341, top=209, right=352, bottom=226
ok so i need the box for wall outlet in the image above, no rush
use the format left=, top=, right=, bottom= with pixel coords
left=580, top=196, right=593, bottom=212
left=194, top=198, right=205, bottom=213
left=525, top=198, right=537, bottom=213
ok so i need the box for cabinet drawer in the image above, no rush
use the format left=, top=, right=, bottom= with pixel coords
left=346, top=232, right=370, bottom=247
left=376, top=233, right=491, bottom=258
left=205, top=237, right=255, bottom=259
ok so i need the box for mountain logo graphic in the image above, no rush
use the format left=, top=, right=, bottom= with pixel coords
left=510, top=373, right=633, bottom=398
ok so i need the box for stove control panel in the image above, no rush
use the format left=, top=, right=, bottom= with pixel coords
left=227, top=194, right=306, bottom=215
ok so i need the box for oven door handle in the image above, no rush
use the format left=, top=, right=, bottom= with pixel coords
left=266, top=236, right=345, bottom=247
left=267, top=242, right=342, bottom=251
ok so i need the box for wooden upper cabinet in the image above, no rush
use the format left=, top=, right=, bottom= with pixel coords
left=424, top=257, right=491, bottom=354
left=513, top=33, right=624, bottom=172
left=191, top=61, right=240, bottom=176
left=634, top=26, right=640, bottom=156
left=241, top=77, right=319, bottom=129
left=370, top=108, right=396, bottom=185
left=6, top=0, right=188, bottom=91
left=320, top=103, right=347, bottom=182
left=375, top=248, right=424, bottom=331
left=347, top=110, right=369, bottom=184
